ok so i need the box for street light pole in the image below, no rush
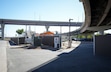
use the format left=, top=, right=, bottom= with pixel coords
left=68, top=19, right=73, bottom=48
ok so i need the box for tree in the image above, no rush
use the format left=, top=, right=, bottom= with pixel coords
left=16, top=29, right=24, bottom=45
left=16, top=29, right=24, bottom=35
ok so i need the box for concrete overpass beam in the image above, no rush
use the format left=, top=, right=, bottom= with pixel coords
left=97, top=0, right=111, bottom=26
left=107, top=21, right=111, bottom=25
left=45, top=25, right=50, bottom=32
left=87, top=26, right=111, bottom=31
left=79, top=0, right=91, bottom=33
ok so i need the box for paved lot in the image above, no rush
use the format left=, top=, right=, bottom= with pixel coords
left=7, top=41, right=80, bottom=72
left=7, top=41, right=111, bottom=72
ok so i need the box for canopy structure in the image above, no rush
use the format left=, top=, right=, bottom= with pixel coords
left=40, top=31, right=54, bottom=36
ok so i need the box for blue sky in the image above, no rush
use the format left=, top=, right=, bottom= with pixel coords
left=0, top=0, right=84, bottom=37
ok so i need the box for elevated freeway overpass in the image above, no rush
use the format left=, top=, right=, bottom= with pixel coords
left=0, top=19, right=82, bottom=39
left=79, top=0, right=111, bottom=56
left=64, top=0, right=111, bottom=35
left=63, top=0, right=111, bottom=56
left=0, top=19, right=82, bottom=26
left=79, top=0, right=111, bottom=33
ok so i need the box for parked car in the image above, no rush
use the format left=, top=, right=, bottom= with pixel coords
left=72, top=38, right=93, bottom=41
left=9, top=40, right=17, bottom=45
left=79, top=38, right=93, bottom=41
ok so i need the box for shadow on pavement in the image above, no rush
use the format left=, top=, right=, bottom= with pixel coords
left=10, top=44, right=60, bottom=51
left=22, top=45, right=59, bottom=51
left=40, top=45, right=60, bottom=51
left=27, top=42, right=111, bottom=72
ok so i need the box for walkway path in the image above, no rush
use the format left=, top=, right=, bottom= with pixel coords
left=0, top=40, right=8, bottom=72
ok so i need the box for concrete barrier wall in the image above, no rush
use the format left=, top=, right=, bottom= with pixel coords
left=94, top=35, right=111, bottom=56
left=0, top=40, right=8, bottom=72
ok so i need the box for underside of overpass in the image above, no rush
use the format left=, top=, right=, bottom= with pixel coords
left=80, top=0, right=111, bottom=33
left=80, top=0, right=111, bottom=56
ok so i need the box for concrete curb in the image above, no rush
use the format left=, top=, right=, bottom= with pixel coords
left=0, top=40, right=9, bottom=72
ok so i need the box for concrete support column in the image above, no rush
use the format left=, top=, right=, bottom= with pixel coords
left=60, top=26, right=62, bottom=48
left=93, top=34, right=96, bottom=55
left=60, top=26, right=62, bottom=34
left=1, top=24, right=5, bottom=40
left=45, top=25, right=50, bottom=32
left=84, top=34, right=87, bottom=39
left=99, top=31, right=104, bottom=35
